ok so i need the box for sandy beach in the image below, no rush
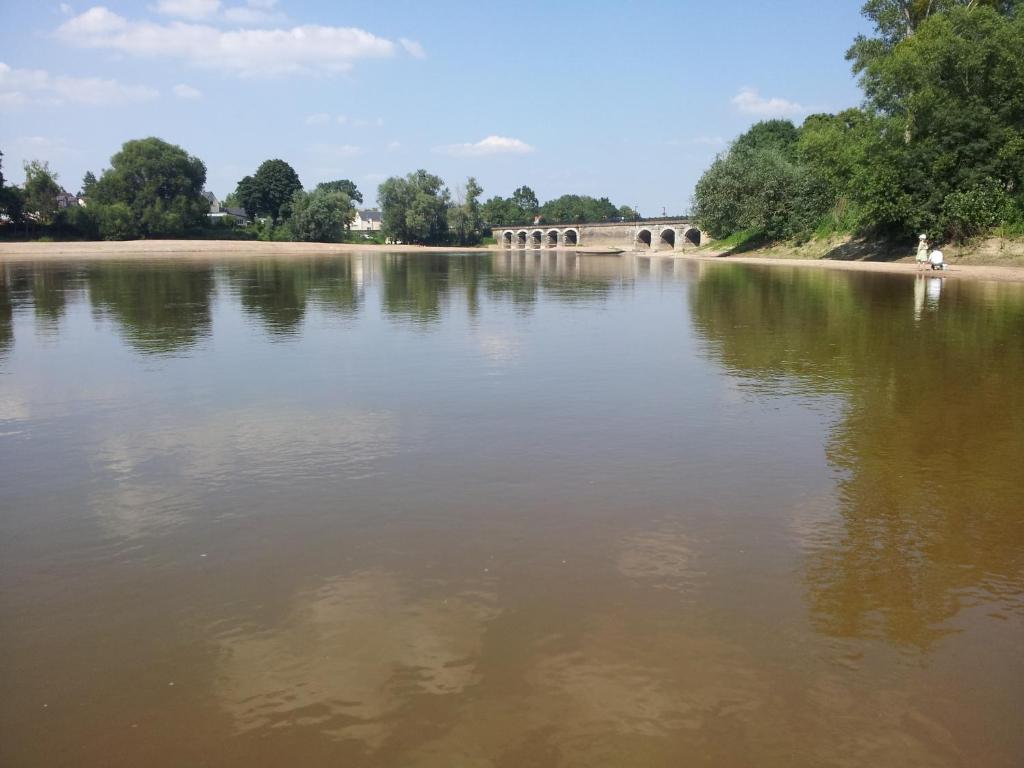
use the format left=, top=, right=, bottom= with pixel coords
left=3, top=239, right=1024, bottom=283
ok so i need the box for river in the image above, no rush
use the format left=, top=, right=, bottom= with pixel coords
left=1, top=252, right=1022, bottom=767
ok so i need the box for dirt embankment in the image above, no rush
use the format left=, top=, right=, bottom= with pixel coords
left=703, top=234, right=1024, bottom=268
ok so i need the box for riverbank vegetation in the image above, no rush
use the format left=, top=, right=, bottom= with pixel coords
left=0, top=143, right=640, bottom=248
left=693, top=1, right=1024, bottom=249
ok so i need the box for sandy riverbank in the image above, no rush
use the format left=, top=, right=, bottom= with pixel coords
left=0, top=239, right=490, bottom=260
left=3, top=238, right=1024, bottom=283
left=677, top=252, right=1024, bottom=283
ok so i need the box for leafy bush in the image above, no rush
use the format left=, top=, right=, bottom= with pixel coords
left=941, top=179, right=1010, bottom=242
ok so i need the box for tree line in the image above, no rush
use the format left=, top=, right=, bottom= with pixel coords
left=693, top=1, right=1024, bottom=245
left=0, top=141, right=641, bottom=246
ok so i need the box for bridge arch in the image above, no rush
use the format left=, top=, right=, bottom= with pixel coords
left=546, top=229, right=559, bottom=248
left=659, top=228, right=676, bottom=250
left=516, top=230, right=528, bottom=247
left=502, top=231, right=512, bottom=248
left=562, top=228, right=579, bottom=247
left=682, top=227, right=701, bottom=247
left=636, top=229, right=652, bottom=249
left=530, top=230, right=543, bottom=248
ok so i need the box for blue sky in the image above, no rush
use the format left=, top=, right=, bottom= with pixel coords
left=0, top=1, right=871, bottom=214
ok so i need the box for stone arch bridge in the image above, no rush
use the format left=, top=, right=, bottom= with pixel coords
left=492, top=219, right=705, bottom=252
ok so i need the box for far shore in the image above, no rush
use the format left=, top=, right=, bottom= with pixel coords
left=2, top=238, right=1024, bottom=284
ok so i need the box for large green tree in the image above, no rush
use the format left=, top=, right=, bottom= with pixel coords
left=315, top=179, right=362, bottom=204
left=288, top=187, right=355, bottom=242
left=378, top=170, right=451, bottom=245
left=239, top=159, right=303, bottom=224
left=91, top=137, right=208, bottom=239
left=23, top=160, right=62, bottom=229
left=481, top=185, right=540, bottom=227
left=539, top=194, right=619, bottom=224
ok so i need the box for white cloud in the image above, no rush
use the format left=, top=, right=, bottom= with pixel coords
left=731, top=87, right=808, bottom=118
left=0, top=61, right=158, bottom=107
left=153, top=0, right=221, bottom=19
left=56, top=6, right=408, bottom=77
left=60, top=3, right=74, bottom=14
left=172, top=83, right=202, bottom=99
left=399, top=38, right=426, bottom=59
left=440, top=135, right=535, bottom=157
left=305, top=112, right=331, bottom=125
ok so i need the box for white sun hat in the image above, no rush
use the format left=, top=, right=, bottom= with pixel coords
left=919, top=233, right=927, bottom=240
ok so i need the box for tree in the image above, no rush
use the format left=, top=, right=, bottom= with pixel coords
left=247, top=159, right=302, bottom=223
left=448, top=176, right=483, bottom=245
left=315, top=179, right=363, bottom=204
left=693, top=122, right=830, bottom=240
left=540, top=194, right=618, bottom=224
left=378, top=170, right=450, bottom=245
left=91, top=137, right=208, bottom=239
left=618, top=205, right=640, bottom=221
left=481, top=186, right=540, bottom=227
left=732, top=119, right=799, bottom=158
left=288, top=187, right=355, bottom=242
left=233, top=175, right=260, bottom=220
left=0, top=150, right=26, bottom=231
left=847, top=0, right=1021, bottom=95
left=81, top=171, right=97, bottom=197
left=481, top=196, right=517, bottom=227
left=511, top=186, right=539, bottom=221
left=853, top=6, right=1024, bottom=237
left=23, top=160, right=62, bottom=230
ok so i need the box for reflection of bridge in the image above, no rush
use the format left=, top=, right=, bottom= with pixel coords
left=492, top=219, right=705, bottom=252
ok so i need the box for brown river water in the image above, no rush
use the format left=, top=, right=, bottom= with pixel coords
left=1, top=252, right=1022, bottom=767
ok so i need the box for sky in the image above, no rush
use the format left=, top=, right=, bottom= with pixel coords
left=0, top=0, right=872, bottom=214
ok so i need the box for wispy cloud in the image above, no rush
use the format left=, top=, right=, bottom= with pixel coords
left=731, top=87, right=808, bottom=118
left=439, top=135, right=535, bottom=157
left=0, top=61, right=158, bottom=107
left=399, top=38, right=426, bottom=59
left=56, top=6, right=416, bottom=77
left=172, top=83, right=202, bottom=99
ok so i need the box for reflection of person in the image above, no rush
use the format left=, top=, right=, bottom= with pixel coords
left=915, top=234, right=929, bottom=270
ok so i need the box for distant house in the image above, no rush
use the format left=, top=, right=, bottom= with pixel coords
left=202, top=191, right=220, bottom=214
left=55, top=191, right=83, bottom=209
left=353, top=209, right=382, bottom=231
left=222, top=207, right=249, bottom=225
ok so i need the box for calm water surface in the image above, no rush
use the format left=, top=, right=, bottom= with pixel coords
left=1, top=252, right=1022, bottom=767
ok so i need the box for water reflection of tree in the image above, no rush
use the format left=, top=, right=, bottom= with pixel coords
left=87, top=262, right=215, bottom=355
left=226, top=259, right=360, bottom=335
left=690, top=266, right=1024, bottom=649
left=0, top=269, right=12, bottom=358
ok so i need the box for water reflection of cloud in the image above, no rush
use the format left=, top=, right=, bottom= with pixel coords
left=91, top=407, right=399, bottom=539
left=215, top=569, right=499, bottom=748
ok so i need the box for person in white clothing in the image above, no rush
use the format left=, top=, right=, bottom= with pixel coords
left=929, top=249, right=945, bottom=270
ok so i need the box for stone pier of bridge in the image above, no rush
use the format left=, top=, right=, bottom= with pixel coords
left=491, top=219, right=706, bottom=252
